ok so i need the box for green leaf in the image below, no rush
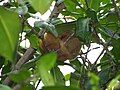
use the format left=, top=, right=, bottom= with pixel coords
left=9, top=70, right=31, bottom=83
left=51, top=67, right=65, bottom=85
left=42, top=86, right=79, bottom=90
left=89, top=0, right=100, bottom=11
left=102, top=0, right=110, bottom=4
left=107, top=75, right=120, bottom=90
left=1, top=62, right=11, bottom=81
left=28, top=34, right=40, bottom=49
left=100, top=53, right=110, bottom=70
left=27, top=4, right=36, bottom=13
left=27, top=0, right=53, bottom=14
left=99, top=26, right=119, bottom=41
left=46, top=23, right=58, bottom=37
left=15, top=5, right=28, bottom=15
left=0, top=7, right=21, bottom=61
left=64, top=0, right=76, bottom=12
left=106, top=12, right=118, bottom=23
left=75, top=18, right=91, bottom=43
left=65, top=74, right=71, bottom=81
left=50, top=18, right=63, bottom=25
left=40, top=68, right=55, bottom=86
left=70, top=73, right=80, bottom=88
left=20, top=84, right=35, bottom=90
left=21, top=58, right=37, bottom=70
left=86, top=9, right=98, bottom=22
left=34, top=21, right=58, bottom=37
left=36, top=52, right=57, bottom=86
left=111, top=38, right=120, bottom=60
left=55, top=21, right=76, bottom=35
left=98, top=68, right=110, bottom=87
left=0, top=84, right=12, bottom=90
left=36, top=52, right=57, bottom=71
left=0, top=56, right=5, bottom=69
left=79, top=0, right=86, bottom=6
left=88, top=73, right=100, bottom=90
left=70, top=59, right=82, bottom=72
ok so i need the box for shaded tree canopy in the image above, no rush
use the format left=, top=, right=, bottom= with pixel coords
left=0, top=0, right=120, bottom=90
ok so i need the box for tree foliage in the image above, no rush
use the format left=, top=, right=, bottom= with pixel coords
left=0, top=0, right=120, bottom=90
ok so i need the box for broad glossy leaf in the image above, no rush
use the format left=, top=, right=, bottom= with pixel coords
left=75, top=18, right=91, bottom=43
left=34, top=21, right=58, bottom=37
left=28, top=0, right=53, bottom=14
left=42, top=86, right=79, bottom=90
left=0, top=7, right=21, bottom=61
left=36, top=52, right=57, bottom=86
left=0, top=84, right=12, bottom=90
left=36, top=52, right=57, bottom=71
left=50, top=18, right=63, bottom=25
left=39, top=68, right=55, bottom=86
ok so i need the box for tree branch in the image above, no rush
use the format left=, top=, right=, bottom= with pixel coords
left=3, top=2, right=65, bottom=86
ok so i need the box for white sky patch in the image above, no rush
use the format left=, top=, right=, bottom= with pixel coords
left=0, top=0, right=8, bottom=5
left=19, top=32, right=30, bottom=48
left=20, top=39, right=30, bottom=48
left=82, top=43, right=103, bottom=64
left=58, top=65, right=75, bottom=76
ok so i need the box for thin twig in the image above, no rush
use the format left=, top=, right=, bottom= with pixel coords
left=82, top=47, right=100, bottom=54
left=93, top=48, right=105, bottom=65
left=85, top=44, right=91, bottom=65
left=35, top=79, right=41, bottom=90
left=79, top=55, right=89, bottom=69
left=93, top=27, right=119, bottom=66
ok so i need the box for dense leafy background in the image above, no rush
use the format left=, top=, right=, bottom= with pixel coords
left=0, top=0, right=120, bottom=90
